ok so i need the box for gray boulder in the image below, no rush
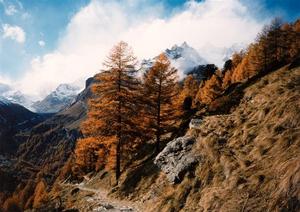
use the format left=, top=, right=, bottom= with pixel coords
left=154, top=136, right=199, bottom=184
left=189, top=119, right=203, bottom=129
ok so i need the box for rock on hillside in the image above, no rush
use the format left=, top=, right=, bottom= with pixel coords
left=154, top=136, right=199, bottom=184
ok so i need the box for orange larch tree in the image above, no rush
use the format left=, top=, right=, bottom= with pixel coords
left=77, top=41, right=140, bottom=183
left=141, top=53, right=179, bottom=153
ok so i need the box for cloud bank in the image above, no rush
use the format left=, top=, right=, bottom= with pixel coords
left=10, top=0, right=265, bottom=98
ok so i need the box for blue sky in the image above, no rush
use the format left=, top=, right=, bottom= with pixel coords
left=0, top=0, right=190, bottom=79
left=0, top=0, right=89, bottom=77
left=0, top=0, right=299, bottom=97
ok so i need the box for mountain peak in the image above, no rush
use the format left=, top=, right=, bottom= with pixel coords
left=140, top=42, right=207, bottom=77
left=55, top=83, right=81, bottom=95
left=32, top=83, right=81, bottom=113
left=165, top=42, right=207, bottom=76
left=181, top=41, right=189, bottom=48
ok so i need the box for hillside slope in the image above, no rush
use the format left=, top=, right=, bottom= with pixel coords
left=112, top=64, right=300, bottom=211
left=15, top=77, right=94, bottom=187
left=0, top=98, right=50, bottom=154
left=45, top=64, right=300, bottom=212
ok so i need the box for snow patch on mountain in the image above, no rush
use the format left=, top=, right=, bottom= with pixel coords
left=166, top=42, right=207, bottom=77
left=3, top=90, right=35, bottom=110
left=0, top=96, right=11, bottom=106
left=0, top=82, right=35, bottom=110
left=32, top=83, right=82, bottom=113
left=53, top=84, right=81, bottom=100
left=140, top=42, right=207, bottom=78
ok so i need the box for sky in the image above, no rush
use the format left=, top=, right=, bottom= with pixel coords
left=0, top=0, right=299, bottom=99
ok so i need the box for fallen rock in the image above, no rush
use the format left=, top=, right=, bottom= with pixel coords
left=154, top=136, right=199, bottom=184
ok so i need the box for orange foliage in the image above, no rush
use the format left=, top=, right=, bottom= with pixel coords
left=222, top=69, right=233, bottom=89
left=196, top=74, right=222, bottom=105
left=75, top=137, right=109, bottom=173
left=2, top=195, right=22, bottom=212
left=178, top=75, right=199, bottom=109
left=141, top=53, right=179, bottom=152
left=32, top=180, right=47, bottom=209
left=197, top=18, right=300, bottom=106
left=75, top=41, right=141, bottom=183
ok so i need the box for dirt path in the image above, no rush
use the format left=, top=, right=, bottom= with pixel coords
left=61, top=182, right=141, bottom=212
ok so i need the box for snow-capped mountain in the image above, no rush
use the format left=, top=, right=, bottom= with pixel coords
left=3, top=90, right=34, bottom=110
left=0, top=83, right=35, bottom=110
left=0, top=82, right=82, bottom=113
left=165, top=42, right=207, bottom=74
left=0, top=96, right=11, bottom=106
left=32, top=83, right=82, bottom=113
left=140, top=42, right=207, bottom=78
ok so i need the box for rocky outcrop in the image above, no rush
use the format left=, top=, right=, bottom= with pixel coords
left=189, top=119, right=203, bottom=129
left=154, top=136, right=200, bottom=184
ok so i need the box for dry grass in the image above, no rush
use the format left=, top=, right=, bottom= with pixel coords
left=41, top=65, right=300, bottom=212
left=136, top=65, right=300, bottom=211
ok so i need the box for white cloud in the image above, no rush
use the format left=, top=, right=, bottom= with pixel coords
left=16, top=0, right=265, bottom=98
left=38, top=40, right=45, bottom=47
left=5, top=4, right=17, bottom=15
left=0, top=0, right=21, bottom=16
left=2, top=24, right=26, bottom=43
left=0, top=74, right=12, bottom=85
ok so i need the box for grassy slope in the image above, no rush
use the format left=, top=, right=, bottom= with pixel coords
left=115, top=65, right=300, bottom=212
left=49, top=65, right=299, bottom=212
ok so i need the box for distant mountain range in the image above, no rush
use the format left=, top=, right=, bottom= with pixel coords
left=0, top=42, right=237, bottom=113
left=0, top=83, right=81, bottom=114
left=32, top=84, right=81, bottom=113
